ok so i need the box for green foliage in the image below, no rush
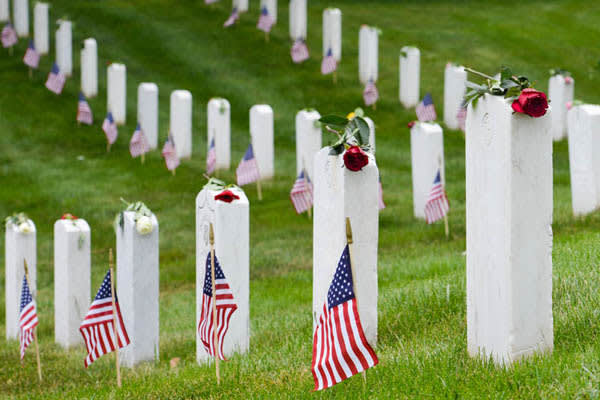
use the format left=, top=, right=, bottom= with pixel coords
left=114, top=199, right=153, bottom=231
left=462, top=66, right=533, bottom=108
left=319, top=115, right=371, bottom=155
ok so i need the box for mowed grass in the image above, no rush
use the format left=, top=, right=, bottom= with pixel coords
left=1, top=0, right=600, bottom=398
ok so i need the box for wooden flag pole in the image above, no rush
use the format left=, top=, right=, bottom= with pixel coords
left=23, top=260, right=42, bottom=383
left=108, top=249, right=122, bottom=388
left=333, top=70, right=337, bottom=85
left=28, top=68, right=33, bottom=80
left=141, top=152, right=145, bottom=164
left=344, top=218, right=367, bottom=385
left=209, top=224, right=221, bottom=385
left=9, top=46, right=13, bottom=56
left=107, top=142, right=111, bottom=153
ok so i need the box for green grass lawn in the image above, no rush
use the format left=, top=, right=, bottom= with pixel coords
left=1, top=0, right=600, bottom=398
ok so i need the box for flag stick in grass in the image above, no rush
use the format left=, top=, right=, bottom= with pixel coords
left=108, top=249, right=122, bottom=388
left=23, top=260, right=42, bottom=383
left=209, top=224, right=220, bottom=384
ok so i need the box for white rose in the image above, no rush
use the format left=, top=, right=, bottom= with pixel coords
left=18, top=222, right=33, bottom=234
left=136, top=216, right=153, bottom=235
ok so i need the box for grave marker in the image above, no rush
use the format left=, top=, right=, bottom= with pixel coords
left=443, top=64, right=467, bottom=130
left=410, top=122, right=444, bottom=219
left=13, top=0, right=28, bottom=37
left=250, top=104, right=274, bottom=179
left=0, top=0, right=8, bottom=22
left=289, top=0, right=306, bottom=41
left=56, top=20, right=72, bottom=76
left=322, top=8, right=341, bottom=61
left=295, top=109, right=321, bottom=179
left=138, top=83, right=158, bottom=149
left=399, top=46, right=420, bottom=108
left=358, top=25, right=378, bottom=85
left=81, top=38, right=97, bottom=98
left=207, top=98, right=231, bottom=171
left=549, top=74, right=574, bottom=141
left=33, top=2, right=48, bottom=55
left=170, top=90, right=193, bottom=159
left=107, top=63, right=127, bottom=125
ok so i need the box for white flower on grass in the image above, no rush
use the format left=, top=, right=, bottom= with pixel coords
left=18, top=222, right=33, bottom=234
left=136, top=215, right=153, bottom=235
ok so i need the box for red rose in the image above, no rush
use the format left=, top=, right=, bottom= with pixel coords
left=61, top=213, right=77, bottom=220
left=407, top=121, right=416, bottom=129
left=511, top=89, right=548, bottom=118
left=214, top=190, right=240, bottom=203
left=343, top=146, right=369, bottom=172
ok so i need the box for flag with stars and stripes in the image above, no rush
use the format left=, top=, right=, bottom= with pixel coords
left=1, top=22, right=17, bottom=48
left=19, top=276, right=39, bottom=360
left=223, top=7, right=239, bottom=27
left=416, top=93, right=437, bottom=122
left=23, top=40, right=40, bottom=69
left=236, top=143, right=260, bottom=186
left=290, top=169, right=313, bottom=214
left=291, top=39, right=309, bottom=64
left=129, top=123, right=150, bottom=158
left=102, top=112, right=118, bottom=145
left=378, top=175, right=386, bottom=210
left=76, top=92, right=93, bottom=125
left=206, top=137, right=217, bottom=174
left=363, top=80, right=379, bottom=107
left=162, top=134, right=180, bottom=171
left=198, top=252, right=238, bottom=360
left=311, top=245, right=378, bottom=391
left=257, top=6, right=274, bottom=33
left=45, top=62, right=66, bottom=95
left=424, top=169, right=449, bottom=224
left=321, top=48, right=337, bottom=75
left=456, top=106, right=467, bottom=132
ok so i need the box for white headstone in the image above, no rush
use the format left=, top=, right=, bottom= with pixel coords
left=54, top=218, right=90, bottom=348
left=295, top=109, right=321, bottom=179
left=358, top=25, right=378, bottom=85
left=399, top=47, right=420, bottom=108
left=116, top=211, right=159, bottom=367
left=81, top=38, right=98, bottom=98
left=0, top=0, right=9, bottom=22
left=138, top=83, right=159, bottom=149
left=107, top=63, right=127, bottom=125
left=289, top=0, right=306, bottom=41
left=33, top=2, right=48, bottom=55
left=13, top=0, right=28, bottom=37
left=170, top=90, right=193, bottom=159
left=443, top=64, right=467, bottom=130
left=233, top=0, right=248, bottom=12
left=549, top=75, right=574, bottom=141
left=567, top=105, right=600, bottom=216
left=364, top=116, right=375, bottom=154
left=56, top=20, right=72, bottom=77
left=250, top=104, right=274, bottom=179
left=410, top=122, right=444, bottom=219
left=5, top=220, right=36, bottom=340
left=196, top=186, right=249, bottom=363
left=322, top=8, right=341, bottom=61
left=207, top=98, right=231, bottom=171
left=313, top=148, right=379, bottom=345
left=466, top=94, right=553, bottom=365
left=260, top=0, right=276, bottom=23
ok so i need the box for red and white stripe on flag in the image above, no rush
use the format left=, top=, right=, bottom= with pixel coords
left=291, top=40, right=309, bottom=64
left=19, top=277, right=39, bottom=360
left=363, top=82, right=379, bottom=106
left=424, top=184, right=449, bottom=224
left=290, top=175, right=313, bottom=214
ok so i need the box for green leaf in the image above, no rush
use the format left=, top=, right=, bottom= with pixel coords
left=354, top=117, right=370, bottom=146
left=319, top=115, right=349, bottom=127
left=329, top=143, right=344, bottom=155
left=500, top=66, right=513, bottom=82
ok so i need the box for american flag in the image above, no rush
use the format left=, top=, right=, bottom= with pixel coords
left=102, top=112, right=118, bottom=145
left=19, top=276, right=39, bottom=360
left=363, top=80, right=379, bottom=106
left=198, top=252, right=238, bottom=360
left=162, top=134, right=180, bottom=171
left=291, top=39, right=309, bottom=64
left=321, top=48, right=337, bottom=75
left=1, top=22, right=17, bottom=48
left=223, top=7, right=239, bottom=27
left=257, top=6, right=274, bottom=33
left=424, top=170, right=449, bottom=224
left=45, top=62, right=66, bottom=95
left=290, top=169, right=313, bottom=214
left=311, top=245, right=378, bottom=391
left=456, top=106, right=467, bottom=132
left=236, top=143, right=260, bottom=186
left=79, top=270, right=130, bottom=368
left=23, top=40, right=40, bottom=69
left=77, top=92, right=93, bottom=125
left=129, top=123, right=150, bottom=158
left=378, top=175, right=386, bottom=210
left=416, top=93, right=437, bottom=122
left=206, top=138, right=217, bottom=174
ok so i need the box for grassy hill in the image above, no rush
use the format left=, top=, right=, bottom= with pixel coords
left=1, top=0, right=600, bottom=398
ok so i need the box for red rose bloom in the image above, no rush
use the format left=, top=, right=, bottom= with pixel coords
left=214, top=190, right=240, bottom=203
left=511, top=89, right=548, bottom=118
left=407, top=121, right=416, bottom=129
left=343, top=146, right=369, bottom=172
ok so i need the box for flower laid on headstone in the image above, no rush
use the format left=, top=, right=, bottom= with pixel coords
left=215, top=190, right=240, bottom=203
left=203, top=177, right=241, bottom=203
left=115, top=199, right=154, bottom=235
left=319, top=114, right=372, bottom=171
left=5, top=212, right=34, bottom=234
left=511, top=89, right=548, bottom=118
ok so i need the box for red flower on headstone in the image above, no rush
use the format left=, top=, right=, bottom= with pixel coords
left=214, top=190, right=240, bottom=203
left=407, top=121, right=416, bottom=129
left=511, top=89, right=548, bottom=118
left=343, top=146, right=369, bottom=172
left=61, top=213, right=77, bottom=220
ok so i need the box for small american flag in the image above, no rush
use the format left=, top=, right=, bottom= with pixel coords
left=198, top=252, right=238, bottom=360
left=102, top=112, right=118, bottom=145
left=290, top=169, right=313, bottom=214
left=311, top=245, right=378, bottom=391
left=321, top=48, right=337, bottom=75
left=223, top=8, right=239, bottom=27
left=77, top=92, right=93, bottom=125
left=23, top=40, right=40, bottom=69
left=363, top=80, right=379, bottom=106
left=378, top=175, right=386, bottom=210
left=19, top=276, right=39, bottom=360
left=416, top=93, right=437, bottom=122
left=257, top=6, right=274, bottom=33
left=45, top=62, right=66, bottom=95
left=456, top=106, right=467, bottom=132
left=424, top=170, right=449, bottom=224
left=129, top=123, right=150, bottom=158
left=236, top=143, right=260, bottom=186
left=79, top=270, right=130, bottom=368
left=162, top=134, right=180, bottom=171
left=1, top=22, right=17, bottom=48
left=291, top=39, right=309, bottom=64
left=206, top=137, right=217, bottom=174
